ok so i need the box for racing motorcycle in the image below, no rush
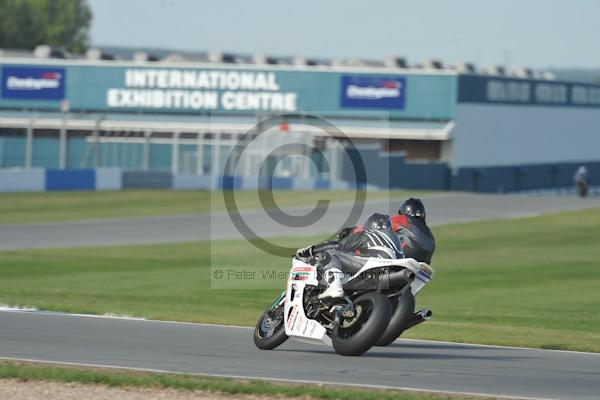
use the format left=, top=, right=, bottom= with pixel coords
left=253, top=254, right=434, bottom=356
left=577, top=181, right=588, bottom=198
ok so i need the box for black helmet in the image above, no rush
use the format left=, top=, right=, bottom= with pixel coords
left=363, top=213, right=392, bottom=230
left=399, top=198, right=426, bottom=219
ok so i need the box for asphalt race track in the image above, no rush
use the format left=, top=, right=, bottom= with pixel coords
left=1, top=310, right=599, bottom=400
left=2, top=193, right=600, bottom=250
left=2, top=193, right=600, bottom=399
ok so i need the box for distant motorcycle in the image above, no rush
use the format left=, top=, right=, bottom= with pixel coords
left=253, top=255, right=434, bottom=356
left=577, top=181, right=588, bottom=198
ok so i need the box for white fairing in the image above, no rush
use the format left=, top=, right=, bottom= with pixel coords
left=284, top=258, right=331, bottom=345
left=282, top=257, right=434, bottom=345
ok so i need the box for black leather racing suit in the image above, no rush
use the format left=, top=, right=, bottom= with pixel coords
left=310, top=228, right=403, bottom=276
left=391, top=214, right=435, bottom=264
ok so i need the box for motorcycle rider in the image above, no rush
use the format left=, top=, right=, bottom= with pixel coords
left=350, top=198, right=435, bottom=264
left=574, top=166, right=588, bottom=185
left=296, top=213, right=402, bottom=300
left=574, top=166, right=589, bottom=197
left=392, top=198, right=436, bottom=264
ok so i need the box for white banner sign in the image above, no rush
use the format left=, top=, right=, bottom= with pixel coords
left=107, top=69, right=298, bottom=112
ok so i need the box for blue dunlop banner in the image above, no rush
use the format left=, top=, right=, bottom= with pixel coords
left=1, top=66, right=66, bottom=100
left=340, top=75, right=406, bottom=109
left=458, top=75, right=600, bottom=107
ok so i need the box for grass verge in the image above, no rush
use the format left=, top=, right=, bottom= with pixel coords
left=0, top=208, right=599, bottom=351
left=0, top=361, right=488, bottom=400
left=0, top=189, right=418, bottom=224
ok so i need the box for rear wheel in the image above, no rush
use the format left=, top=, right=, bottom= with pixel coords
left=253, top=304, right=288, bottom=350
left=331, top=292, right=391, bottom=356
left=375, top=291, right=415, bottom=346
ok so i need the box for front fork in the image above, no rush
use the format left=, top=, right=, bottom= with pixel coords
left=268, top=290, right=286, bottom=311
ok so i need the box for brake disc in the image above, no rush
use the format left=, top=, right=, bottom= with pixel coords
left=340, top=304, right=363, bottom=328
left=261, top=315, right=281, bottom=337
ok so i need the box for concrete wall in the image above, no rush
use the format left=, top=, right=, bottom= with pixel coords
left=0, top=168, right=45, bottom=192
left=0, top=169, right=354, bottom=192
left=96, top=168, right=122, bottom=190
left=0, top=162, right=594, bottom=193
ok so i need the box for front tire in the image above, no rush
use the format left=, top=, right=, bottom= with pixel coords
left=375, top=291, right=415, bottom=346
left=331, top=292, right=391, bottom=356
left=253, top=305, right=288, bottom=350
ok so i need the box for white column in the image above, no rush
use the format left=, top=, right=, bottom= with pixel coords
left=302, top=132, right=312, bottom=179
left=260, top=130, right=268, bottom=180
left=92, top=119, right=100, bottom=168
left=171, top=131, right=180, bottom=175
left=143, top=130, right=151, bottom=171
left=196, top=132, right=204, bottom=175
left=131, top=139, right=138, bottom=169
left=25, top=120, right=33, bottom=169
left=59, top=116, right=67, bottom=169
left=212, top=132, right=221, bottom=177
left=244, top=134, right=253, bottom=178
left=329, top=139, right=339, bottom=181
left=121, top=132, right=130, bottom=169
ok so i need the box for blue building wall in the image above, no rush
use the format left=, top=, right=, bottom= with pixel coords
left=0, top=135, right=25, bottom=167
left=0, top=135, right=180, bottom=171
left=339, top=148, right=450, bottom=190
left=451, top=162, right=599, bottom=192
left=453, top=76, right=600, bottom=168
left=32, top=137, right=59, bottom=168
left=339, top=147, right=596, bottom=193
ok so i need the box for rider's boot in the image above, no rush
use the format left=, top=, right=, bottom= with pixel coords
left=319, top=268, right=344, bottom=300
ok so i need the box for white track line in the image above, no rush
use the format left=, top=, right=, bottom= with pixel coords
left=0, top=355, right=557, bottom=400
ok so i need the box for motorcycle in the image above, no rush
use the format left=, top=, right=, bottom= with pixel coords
left=253, top=254, right=434, bottom=356
left=577, top=181, right=588, bottom=198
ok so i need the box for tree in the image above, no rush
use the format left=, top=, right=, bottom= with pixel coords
left=0, top=0, right=92, bottom=53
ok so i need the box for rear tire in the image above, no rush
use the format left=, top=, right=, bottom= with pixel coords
left=253, top=306, right=288, bottom=350
left=331, top=292, right=391, bottom=356
left=375, top=291, right=415, bottom=346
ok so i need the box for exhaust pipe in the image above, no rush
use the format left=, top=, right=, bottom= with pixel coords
left=406, top=309, right=432, bottom=329
left=401, top=269, right=416, bottom=282
left=387, top=269, right=415, bottom=289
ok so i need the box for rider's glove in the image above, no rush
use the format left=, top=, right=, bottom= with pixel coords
left=296, top=245, right=314, bottom=258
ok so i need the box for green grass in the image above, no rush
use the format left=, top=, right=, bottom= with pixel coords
left=0, top=190, right=417, bottom=224
left=0, top=209, right=599, bottom=351
left=0, top=361, right=476, bottom=400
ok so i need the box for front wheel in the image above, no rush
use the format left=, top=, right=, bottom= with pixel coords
left=253, top=304, right=288, bottom=350
left=331, top=292, right=391, bottom=356
left=375, top=291, right=415, bottom=346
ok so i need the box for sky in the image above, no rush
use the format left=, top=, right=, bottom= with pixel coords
left=87, top=0, right=600, bottom=70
